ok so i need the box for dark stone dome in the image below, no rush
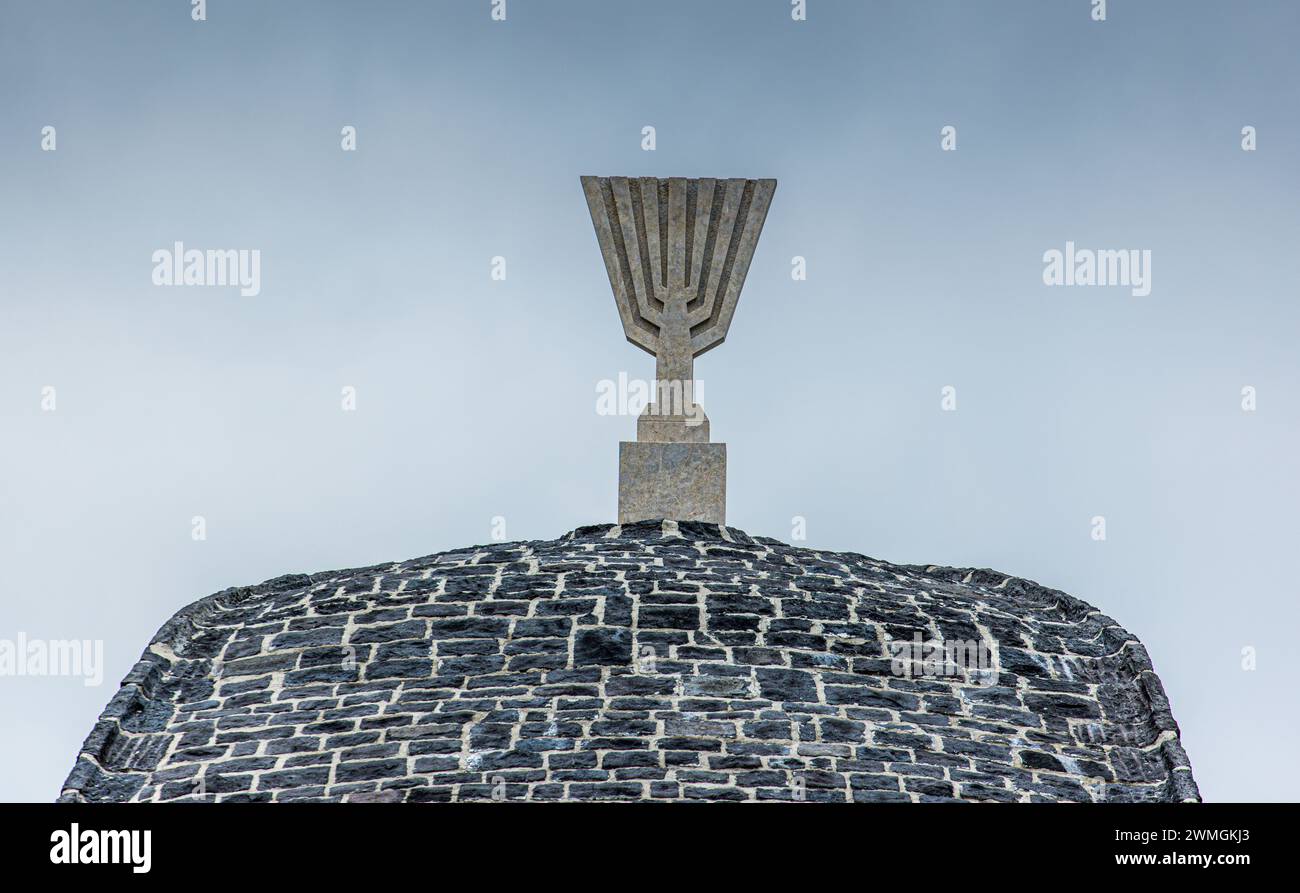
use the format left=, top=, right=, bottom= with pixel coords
left=61, top=521, right=1198, bottom=803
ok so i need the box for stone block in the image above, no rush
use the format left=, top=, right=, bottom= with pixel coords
left=618, top=441, right=725, bottom=524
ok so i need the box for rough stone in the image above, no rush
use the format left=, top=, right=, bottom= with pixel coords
left=60, top=522, right=1198, bottom=803
left=618, top=441, right=726, bottom=526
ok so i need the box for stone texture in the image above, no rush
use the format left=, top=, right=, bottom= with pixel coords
left=581, top=176, right=777, bottom=366
left=60, top=521, right=1199, bottom=803
left=636, top=410, right=709, bottom=444
left=618, top=442, right=726, bottom=525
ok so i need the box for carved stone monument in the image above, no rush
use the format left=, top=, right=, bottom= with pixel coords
left=581, top=176, right=776, bottom=524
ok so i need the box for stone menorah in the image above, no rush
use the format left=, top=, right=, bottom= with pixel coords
left=582, top=176, right=777, bottom=525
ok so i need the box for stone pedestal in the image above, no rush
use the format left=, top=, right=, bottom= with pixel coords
left=619, top=441, right=726, bottom=524
left=636, top=411, right=709, bottom=443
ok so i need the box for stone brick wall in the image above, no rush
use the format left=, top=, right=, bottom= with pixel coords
left=60, top=520, right=1199, bottom=802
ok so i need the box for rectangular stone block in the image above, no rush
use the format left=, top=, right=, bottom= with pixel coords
left=637, top=411, right=709, bottom=443
left=618, top=441, right=726, bottom=524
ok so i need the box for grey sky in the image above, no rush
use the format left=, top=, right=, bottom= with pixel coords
left=2, top=0, right=1297, bottom=801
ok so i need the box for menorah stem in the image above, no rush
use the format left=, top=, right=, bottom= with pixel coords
left=638, top=298, right=707, bottom=445
left=653, top=350, right=692, bottom=401
left=653, top=301, right=695, bottom=412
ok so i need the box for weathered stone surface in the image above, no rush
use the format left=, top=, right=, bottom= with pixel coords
left=619, top=441, right=726, bottom=525
left=573, top=627, right=632, bottom=666
left=637, top=412, right=710, bottom=444
left=60, top=521, right=1198, bottom=803
left=581, top=176, right=776, bottom=376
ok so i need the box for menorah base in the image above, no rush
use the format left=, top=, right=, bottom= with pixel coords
left=618, top=441, right=726, bottom=525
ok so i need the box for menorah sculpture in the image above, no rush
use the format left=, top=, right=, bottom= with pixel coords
left=582, top=176, right=777, bottom=525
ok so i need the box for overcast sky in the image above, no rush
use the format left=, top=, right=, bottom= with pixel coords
left=2, top=0, right=1298, bottom=802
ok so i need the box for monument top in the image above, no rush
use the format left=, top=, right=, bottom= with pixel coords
left=581, top=176, right=776, bottom=526
left=580, top=176, right=776, bottom=362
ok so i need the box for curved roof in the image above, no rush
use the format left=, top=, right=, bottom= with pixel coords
left=60, top=521, right=1198, bottom=803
